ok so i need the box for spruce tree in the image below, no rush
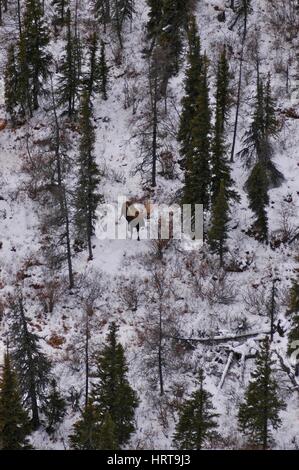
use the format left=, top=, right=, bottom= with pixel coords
left=239, top=79, right=265, bottom=168
left=91, top=322, right=138, bottom=447
left=211, top=47, right=238, bottom=203
left=263, top=74, right=284, bottom=185
left=13, top=32, right=32, bottom=117
left=183, top=54, right=211, bottom=210
left=9, top=296, right=52, bottom=429
left=69, top=401, right=101, bottom=450
left=146, top=0, right=163, bottom=43
left=43, top=379, right=66, bottom=434
left=45, top=83, right=74, bottom=289
left=173, top=369, right=219, bottom=450
left=264, top=74, right=279, bottom=139
left=110, top=0, right=135, bottom=49
left=22, top=0, right=52, bottom=111
left=99, top=40, right=108, bottom=100
left=230, top=0, right=252, bottom=32
left=159, top=0, right=183, bottom=76
left=84, top=34, right=108, bottom=101
left=97, top=413, right=118, bottom=450
left=178, top=16, right=203, bottom=166
left=4, top=45, right=19, bottom=121
left=208, top=180, right=230, bottom=266
left=85, top=32, right=100, bottom=98
left=51, top=0, right=69, bottom=27
left=247, top=162, right=269, bottom=242
left=75, top=91, right=102, bottom=260
left=238, top=336, right=285, bottom=449
left=239, top=76, right=283, bottom=189
left=0, top=353, right=32, bottom=450
left=215, top=46, right=230, bottom=133
left=57, top=8, right=80, bottom=118
left=70, top=405, right=118, bottom=450
left=95, top=0, right=111, bottom=33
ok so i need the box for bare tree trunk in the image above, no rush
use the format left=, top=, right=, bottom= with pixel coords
left=87, top=155, right=94, bottom=261
left=152, top=74, right=158, bottom=188
left=50, top=78, right=74, bottom=289
left=230, top=4, right=250, bottom=162
left=85, top=314, right=89, bottom=409
left=269, top=278, right=279, bottom=342
left=230, top=40, right=244, bottom=163
left=158, top=306, right=164, bottom=396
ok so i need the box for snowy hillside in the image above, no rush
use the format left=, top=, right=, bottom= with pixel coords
left=0, top=0, right=299, bottom=451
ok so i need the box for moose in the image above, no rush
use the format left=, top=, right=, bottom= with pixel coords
left=120, top=197, right=175, bottom=242
left=120, top=198, right=153, bottom=241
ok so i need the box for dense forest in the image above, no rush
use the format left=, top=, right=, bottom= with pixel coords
left=0, top=0, right=299, bottom=450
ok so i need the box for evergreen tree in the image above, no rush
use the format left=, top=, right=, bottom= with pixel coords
left=9, top=296, right=52, bottom=429
left=239, top=79, right=265, bottom=168
left=84, top=34, right=108, bottom=101
left=44, top=82, right=74, bottom=289
left=178, top=16, right=203, bottom=166
left=173, top=369, right=219, bottom=450
left=247, top=162, right=269, bottom=242
left=95, top=0, right=111, bottom=33
left=75, top=91, right=102, bottom=260
left=182, top=54, right=211, bottom=210
left=2, top=11, right=46, bottom=128
left=57, top=8, right=80, bottom=118
left=146, top=0, right=163, bottom=43
left=239, top=76, right=283, bottom=189
left=99, top=40, right=108, bottom=100
left=0, top=353, right=32, bottom=450
left=69, top=401, right=101, bottom=450
left=158, top=0, right=183, bottom=76
left=211, top=47, right=238, bottom=203
left=17, top=32, right=32, bottom=116
left=91, top=323, right=138, bottom=447
left=70, top=405, right=118, bottom=450
left=215, top=46, right=231, bottom=133
left=229, top=0, right=252, bottom=33
left=98, top=413, right=118, bottom=450
left=4, top=45, right=19, bottom=121
left=22, top=0, right=52, bottom=111
left=43, top=379, right=66, bottom=434
left=52, top=0, right=69, bottom=27
left=208, top=180, right=230, bottom=266
left=85, top=32, right=100, bottom=98
left=137, top=46, right=166, bottom=188
left=264, top=74, right=279, bottom=139
left=111, top=0, right=135, bottom=49
left=238, top=336, right=285, bottom=449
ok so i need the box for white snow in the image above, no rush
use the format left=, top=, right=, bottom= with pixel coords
left=0, top=0, right=299, bottom=450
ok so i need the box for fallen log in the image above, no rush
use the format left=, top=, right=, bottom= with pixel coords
left=167, top=330, right=270, bottom=346
left=289, top=230, right=299, bottom=245
left=275, top=349, right=299, bottom=392
left=218, top=351, right=234, bottom=390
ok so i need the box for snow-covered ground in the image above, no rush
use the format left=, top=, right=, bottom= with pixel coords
left=0, top=0, right=299, bottom=449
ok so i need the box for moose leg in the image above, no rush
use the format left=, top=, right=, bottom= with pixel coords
left=137, top=224, right=140, bottom=242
